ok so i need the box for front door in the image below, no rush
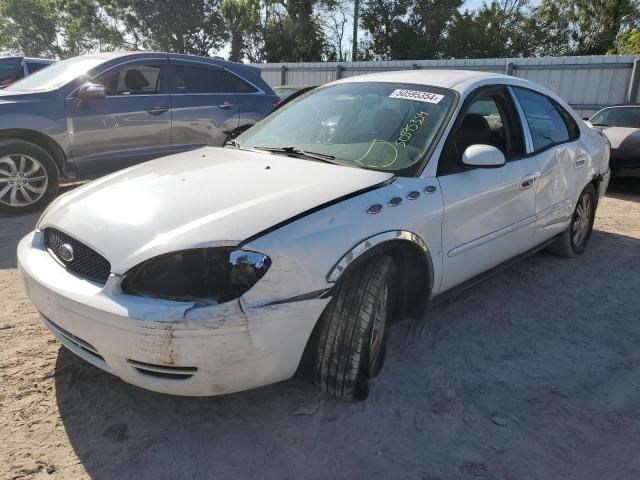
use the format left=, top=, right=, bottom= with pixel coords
left=437, top=86, right=540, bottom=292
left=169, top=60, right=240, bottom=152
left=65, top=59, right=172, bottom=176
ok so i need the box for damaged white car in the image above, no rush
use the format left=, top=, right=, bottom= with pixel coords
left=18, top=70, right=610, bottom=401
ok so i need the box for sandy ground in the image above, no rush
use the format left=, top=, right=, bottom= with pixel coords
left=1, top=179, right=639, bottom=480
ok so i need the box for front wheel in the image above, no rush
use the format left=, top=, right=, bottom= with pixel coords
left=0, top=140, right=60, bottom=215
left=306, top=255, right=397, bottom=401
left=548, top=183, right=597, bottom=257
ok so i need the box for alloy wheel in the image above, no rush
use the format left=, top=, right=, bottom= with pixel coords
left=572, top=192, right=593, bottom=247
left=0, top=154, right=48, bottom=207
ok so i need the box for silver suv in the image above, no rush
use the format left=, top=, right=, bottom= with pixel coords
left=0, top=52, right=279, bottom=214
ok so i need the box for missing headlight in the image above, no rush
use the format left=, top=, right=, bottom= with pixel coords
left=122, top=248, right=271, bottom=303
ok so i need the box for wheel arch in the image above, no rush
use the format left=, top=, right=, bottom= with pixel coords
left=327, top=231, right=434, bottom=320
left=0, top=129, right=71, bottom=178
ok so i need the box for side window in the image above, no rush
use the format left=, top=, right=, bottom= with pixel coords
left=95, top=63, right=165, bottom=96
left=552, top=100, right=580, bottom=140
left=171, top=64, right=257, bottom=94
left=512, top=87, right=570, bottom=151
left=439, top=90, right=524, bottom=175
left=26, top=62, right=48, bottom=74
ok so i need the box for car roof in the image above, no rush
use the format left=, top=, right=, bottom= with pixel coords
left=334, top=69, right=506, bottom=90
left=83, top=51, right=244, bottom=69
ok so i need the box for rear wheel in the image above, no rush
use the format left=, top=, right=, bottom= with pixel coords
left=548, top=183, right=596, bottom=257
left=306, top=255, right=397, bottom=401
left=0, top=140, right=59, bottom=214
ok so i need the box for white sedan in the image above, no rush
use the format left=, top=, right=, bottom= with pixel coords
left=18, top=70, right=610, bottom=401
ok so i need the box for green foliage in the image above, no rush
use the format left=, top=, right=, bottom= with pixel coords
left=101, top=0, right=225, bottom=55
left=614, top=27, right=640, bottom=53
left=536, top=0, right=639, bottom=56
left=445, top=1, right=546, bottom=58
left=0, top=0, right=638, bottom=62
left=219, top=0, right=260, bottom=61
left=0, top=0, right=59, bottom=57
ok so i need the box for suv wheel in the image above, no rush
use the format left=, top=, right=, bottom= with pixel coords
left=306, top=255, right=397, bottom=401
left=0, top=140, right=59, bottom=214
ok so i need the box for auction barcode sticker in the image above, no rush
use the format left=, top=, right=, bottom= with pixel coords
left=389, top=89, right=444, bottom=104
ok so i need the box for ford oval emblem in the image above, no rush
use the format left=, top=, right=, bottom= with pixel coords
left=58, top=244, right=74, bottom=262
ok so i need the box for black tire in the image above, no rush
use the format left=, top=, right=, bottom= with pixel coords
left=547, top=183, right=597, bottom=257
left=0, top=140, right=60, bottom=215
left=306, top=255, right=397, bottom=401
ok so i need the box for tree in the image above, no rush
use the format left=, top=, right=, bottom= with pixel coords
left=536, top=0, right=639, bottom=56
left=360, top=0, right=460, bottom=60
left=219, top=0, right=260, bottom=61
left=100, top=0, right=225, bottom=55
left=260, top=0, right=326, bottom=61
left=319, top=0, right=352, bottom=61
left=445, top=0, right=545, bottom=58
left=59, top=0, right=125, bottom=56
left=0, top=0, right=60, bottom=57
left=614, top=27, right=640, bottom=53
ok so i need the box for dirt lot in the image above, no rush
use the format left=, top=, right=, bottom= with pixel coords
left=1, top=179, right=639, bottom=480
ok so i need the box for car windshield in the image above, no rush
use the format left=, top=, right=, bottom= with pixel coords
left=590, top=107, right=640, bottom=128
left=236, top=82, right=456, bottom=173
left=4, top=55, right=106, bottom=92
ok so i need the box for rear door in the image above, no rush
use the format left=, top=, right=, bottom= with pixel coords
left=169, top=60, right=240, bottom=151
left=510, top=87, right=582, bottom=243
left=65, top=58, right=172, bottom=176
left=437, top=86, right=540, bottom=291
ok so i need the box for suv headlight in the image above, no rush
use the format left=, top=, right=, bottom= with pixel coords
left=121, top=248, right=271, bottom=303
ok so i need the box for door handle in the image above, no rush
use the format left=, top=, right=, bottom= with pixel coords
left=217, top=103, right=233, bottom=110
left=148, top=106, right=169, bottom=115
left=520, top=173, right=537, bottom=190
left=574, top=154, right=587, bottom=168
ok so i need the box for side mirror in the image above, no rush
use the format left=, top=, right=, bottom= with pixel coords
left=462, top=144, right=505, bottom=167
left=76, top=82, right=106, bottom=100
left=582, top=117, right=590, bottom=121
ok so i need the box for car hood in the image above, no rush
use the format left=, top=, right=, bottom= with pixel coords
left=39, top=147, right=393, bottom=273
left=598, top=126, right=640, bottom=149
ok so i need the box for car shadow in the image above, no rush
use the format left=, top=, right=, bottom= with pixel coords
left=606, top=176, right=640, bottom=202
left=54, top=228, right=640, bottom=480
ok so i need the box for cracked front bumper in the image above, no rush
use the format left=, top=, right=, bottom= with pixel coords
left=17, top=231, right=329, bottom=396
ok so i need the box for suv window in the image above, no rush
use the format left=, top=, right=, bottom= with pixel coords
left=0, top=60, right=22, bottom=87
left=26, top=62, right=49, bottom=74
left=96, top=63, right=165, bottom=96
left=439, top=89, right=523, bottom=174
left=512, top=87, right=572, bottom=151
left=171, top=64, right=257, bottom=94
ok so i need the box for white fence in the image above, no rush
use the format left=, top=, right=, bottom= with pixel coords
left=252, top=55, right=640, bottom=116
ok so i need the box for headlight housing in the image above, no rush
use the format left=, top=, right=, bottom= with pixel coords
left=121, top=248, right=271, bottom=303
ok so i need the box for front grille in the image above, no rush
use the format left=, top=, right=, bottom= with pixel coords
left=44, top=228, right=111, bottom=284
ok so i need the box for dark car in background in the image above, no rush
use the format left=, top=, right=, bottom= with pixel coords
left=589, top=106, right=640, bottom=177
left=0, top=52, right=279, bottom=214
left=272, top=85, right=316, bottom=111
left=0, top=56, right=55, bottom=88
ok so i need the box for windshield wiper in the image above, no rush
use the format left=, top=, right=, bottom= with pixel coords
left=252, top=145, right=338, bottom=164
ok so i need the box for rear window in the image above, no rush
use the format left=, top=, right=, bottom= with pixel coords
left=171, top=64, right=257, bottom=94
left=26, top=62, right=50, bottom=74
left=0, top=60, right=22, bottom=86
